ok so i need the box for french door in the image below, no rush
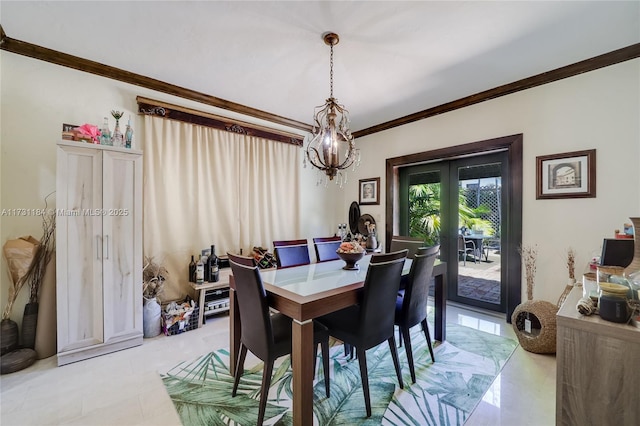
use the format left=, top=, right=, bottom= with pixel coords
left=398, top=151, right=509, bottom=313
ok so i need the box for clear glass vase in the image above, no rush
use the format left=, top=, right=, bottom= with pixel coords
left=111, top=110, right=125, bottom=147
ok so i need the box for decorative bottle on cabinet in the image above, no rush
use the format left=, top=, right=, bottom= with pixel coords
left=124, top=116, right=134, bottom=149
left=100, top=117, right=112, bottom=145
left=110, top=110, right=124, bottom=147
left=196, top=255, right=204, bottom=284
left=208, top=245, right=219, bottom=282
left=189, top=255, right=196, bottom=282
left=56, top=140, right=143, bottom=366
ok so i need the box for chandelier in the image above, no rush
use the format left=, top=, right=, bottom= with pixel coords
left=303, top=32, right=360, bottom=185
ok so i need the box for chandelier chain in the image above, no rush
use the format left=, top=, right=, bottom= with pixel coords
left=329, top=43, right=334, bottom=99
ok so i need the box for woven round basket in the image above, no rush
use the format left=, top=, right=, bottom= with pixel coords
left=511, top=300, right=558, bottom=354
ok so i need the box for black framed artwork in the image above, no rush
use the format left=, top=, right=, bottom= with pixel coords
left=359, top=177, right=380, bottom=205
left=536, top=149, right=596, bottom=199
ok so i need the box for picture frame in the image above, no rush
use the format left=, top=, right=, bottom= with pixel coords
left=536, top=149, right=596, bottom=199
left=359, top=177, right=380, bottom=205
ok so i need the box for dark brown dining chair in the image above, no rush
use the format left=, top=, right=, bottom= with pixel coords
left=228, top=254, right=330, bottom=425
left=313, top=236, right=342, bottom=262
left=395, top=245, right=439, bottom=383
left=317, top=249, right=408, bottom=417
left=273, top=239, right=311, bottom=268
left=389, top=235, right=425, bottom=259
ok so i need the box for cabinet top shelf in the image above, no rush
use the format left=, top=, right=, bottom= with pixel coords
left=58, top=139, right=143, bottom=155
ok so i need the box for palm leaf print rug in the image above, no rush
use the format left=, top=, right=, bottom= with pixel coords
left=160, top=323, right=517, bottom=425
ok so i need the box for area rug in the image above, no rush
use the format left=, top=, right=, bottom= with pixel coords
left=160, top=323, right=517, bottom=425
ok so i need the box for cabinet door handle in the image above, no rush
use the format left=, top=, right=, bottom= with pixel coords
left=96, top=235, right=101, bottom=260
left=105, top=235, right=109, bottom=259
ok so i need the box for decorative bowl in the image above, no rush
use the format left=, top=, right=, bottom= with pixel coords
left=336, top=251, right=365, bottom=270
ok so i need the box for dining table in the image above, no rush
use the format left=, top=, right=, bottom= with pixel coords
left=228, top=254, right=447, bottom=426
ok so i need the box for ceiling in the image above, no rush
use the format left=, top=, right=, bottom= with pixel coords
left=2, top=1, right=639, bottom=133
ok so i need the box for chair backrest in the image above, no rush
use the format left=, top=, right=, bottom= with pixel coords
left=226, top=251, right=256, bottom=267
left=401, top=245, right=439, bottom=327
left=358, top=249, right=408, bottom=347
left=228, top=255, right=273, bottom=360
left=457, top=234, right=465, bottom=251
left=273, top=239, right=311, bottom=268
left=313, top=236, right=342, bottom=262
left=390, top=235, right=425, bottom=258
left=458, top=235, right=474, bottom=251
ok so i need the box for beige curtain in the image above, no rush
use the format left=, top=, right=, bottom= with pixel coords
left=142, top=115, right=300, bottom=300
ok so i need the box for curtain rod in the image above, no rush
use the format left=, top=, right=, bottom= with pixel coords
left=137, top=97, right=304, bottom=146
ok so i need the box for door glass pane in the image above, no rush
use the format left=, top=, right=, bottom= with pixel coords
left=408, top=170, right=441, bottom=246
left=457, top=163, right=501, bottom=305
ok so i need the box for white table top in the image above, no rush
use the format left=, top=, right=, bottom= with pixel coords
left=259, top=254, right=412, bottom=297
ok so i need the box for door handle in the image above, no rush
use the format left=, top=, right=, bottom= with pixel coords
left=105, top=235, right=109, bottom=259
left=96, top=235, right=101, bottom=260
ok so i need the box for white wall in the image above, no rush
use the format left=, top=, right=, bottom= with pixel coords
left=0, top=52, right=339, bottom=327
left=340, top=59, right=640, bottom=304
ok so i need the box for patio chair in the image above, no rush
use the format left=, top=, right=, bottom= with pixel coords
left=458, top=235, right=478, bottom=265
left=483, top=237, right=500, bottom=262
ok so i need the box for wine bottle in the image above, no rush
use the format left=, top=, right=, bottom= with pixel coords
left=209, top=245, right=219, bottom=282
left=188, top=255, right=196, bottom=282
left=203, top=252, right=210, bottom=282
left=195, top=255, right=204, bottom=284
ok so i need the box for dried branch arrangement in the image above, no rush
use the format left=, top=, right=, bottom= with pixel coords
left=2, top=195, right=56, bottom=319
left=143, top=256, right=168, bottom=300
left=27, top=206, right=56, bottom=304
left=519, top=244, right=538, bottom=301
left=566, top=247, right=576, bottom=280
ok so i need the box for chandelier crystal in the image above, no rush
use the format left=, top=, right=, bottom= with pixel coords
left=304, top=32, right=360, bottom=185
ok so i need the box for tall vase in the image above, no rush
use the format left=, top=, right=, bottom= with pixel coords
left=21, top=302, right=39, bottom=350
left=624, top=217, right=640, bottom=278
left=0, top=319, right=19, bottom=355
left=143, top=297, right=162, bottom=338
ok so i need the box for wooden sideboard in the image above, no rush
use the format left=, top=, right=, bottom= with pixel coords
left=556, top=287, right=640, bottom=425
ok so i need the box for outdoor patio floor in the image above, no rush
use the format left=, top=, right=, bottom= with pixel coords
left=457, top=249, right=501, bottom=304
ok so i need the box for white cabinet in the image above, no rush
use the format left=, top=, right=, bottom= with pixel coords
left=56, top=141, right=143, bottom=366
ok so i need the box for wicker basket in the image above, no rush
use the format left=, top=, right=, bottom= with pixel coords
left=511, top=300, right=558, bottom=354
left=161, top=300, right=199, bottom=336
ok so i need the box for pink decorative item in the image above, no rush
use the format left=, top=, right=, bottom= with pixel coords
left=74, top=124, right=101, bottom=143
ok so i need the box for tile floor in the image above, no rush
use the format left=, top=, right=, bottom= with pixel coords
left=0, top=304, right=556, bottom=426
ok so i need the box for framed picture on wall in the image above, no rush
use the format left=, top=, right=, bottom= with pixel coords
left=359, top=177, right=380, bottom=205
left=536, top=149, right=596, bottom=199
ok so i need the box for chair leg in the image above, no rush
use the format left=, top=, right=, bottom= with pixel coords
left=320, top=339, right=330, bottom=398
left=257, top=359, right=275, bottom=426
left=421, top=318, right=435, bottom=362
left=232, top=343, right=247, bottom=396
left=388, top=336, right=404, bottom=390
left=400, top=326, right=416, bottom=384
left=398, top=326, right=402, bottom=347
left=356, top=347, right=371, bottom=417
